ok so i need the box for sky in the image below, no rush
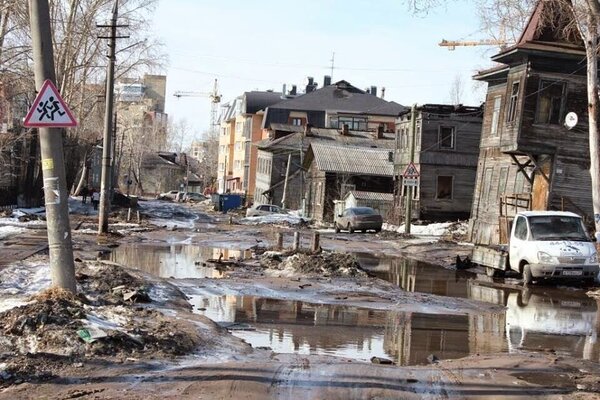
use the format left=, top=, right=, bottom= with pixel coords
left=151, top=0, right=498, bottom=142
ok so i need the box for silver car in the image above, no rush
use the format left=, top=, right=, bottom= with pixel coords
left=334, top=207, right=383, bottom=233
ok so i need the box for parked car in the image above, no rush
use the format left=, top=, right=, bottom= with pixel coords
left=156, top=190, right=180, bottom=201
left=246, top=204, right=287, bottom=217
left=182, top=192, right=207, bottom=202
left=334, top=207, right=383, bottom=233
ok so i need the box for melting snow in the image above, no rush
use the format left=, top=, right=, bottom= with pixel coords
left=240, top=214, right=307, bottom=226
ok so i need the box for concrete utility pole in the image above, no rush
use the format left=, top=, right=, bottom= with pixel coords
left=29, top=0, right=76, bottom=292
left=281, top=153, right=292, bottom=209
left=405, top=104, right=417, bottom=234
left=97, top=1, right=127, bottom=234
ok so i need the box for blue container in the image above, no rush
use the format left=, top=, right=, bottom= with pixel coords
left=212, top=194, right=244, bottom=212
left=220, top=194, right=243, bottom=212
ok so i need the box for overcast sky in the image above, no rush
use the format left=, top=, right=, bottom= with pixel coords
left=152, top=0, right=497, bottom=142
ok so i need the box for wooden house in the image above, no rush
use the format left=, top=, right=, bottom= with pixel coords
left=254, top=124, right=395, bottom=210
left=468, top=1, right=592, bottom=246
left=394, top=104, right=483, bottom=221
left=303, top=142, right=394, bottom=223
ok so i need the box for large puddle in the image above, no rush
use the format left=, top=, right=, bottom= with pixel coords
left=108, top=243, right=600, bottom=365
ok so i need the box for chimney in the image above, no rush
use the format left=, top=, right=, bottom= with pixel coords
left=341, top=124, right=349, bottom=135
left=290, top=85, right=297, bottom=96
left=381, top=87, right=386, bottom=99
left=324, top=75, right=331, bottom=86
left=370, top=86, right=377, bottom=97
left=282, top=83, right=287, bottom=97
left=305, top=77, right=317, bottom=93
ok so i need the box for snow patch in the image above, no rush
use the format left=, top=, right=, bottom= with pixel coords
left=383, top=221, right=468, bottom=237
left=240, top=214, right=307, bottom=226
left=0, top=225, right=25, bottom=240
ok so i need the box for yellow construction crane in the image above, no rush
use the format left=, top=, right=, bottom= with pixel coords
left=173, top=78, right=222, bottom=135
left=439, top=38, right=511, bottom=50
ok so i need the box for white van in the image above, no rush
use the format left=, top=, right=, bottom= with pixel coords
left=509, top=211, right=599, bottom=284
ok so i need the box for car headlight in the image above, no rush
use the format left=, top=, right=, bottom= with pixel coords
left=589, top=253, right=598, bottom=264
left=537, top=251, right=558, bottom=264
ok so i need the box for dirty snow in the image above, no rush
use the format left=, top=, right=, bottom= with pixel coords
left=240, top=214, right=307, bottom=226
left=0, top=226, right=25, bottom=240
left=0, top=260, right=51, bottom=313
left=383, top=221, right=468, bottom=236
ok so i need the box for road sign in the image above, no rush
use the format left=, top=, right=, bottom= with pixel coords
left=402, top=162, right=420, bottom=178
left=403, top=178, right=418, bottom=187
left=24, top=79, right=77, bottom=128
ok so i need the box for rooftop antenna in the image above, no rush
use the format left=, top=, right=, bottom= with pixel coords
left=330, top=52, right=335, bottom=81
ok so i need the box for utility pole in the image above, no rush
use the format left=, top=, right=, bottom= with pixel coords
left=97, top=0, right=127, bottom=234
left=281, top=153, right=292, bottom=209
left=405, top=104, right=417, bottom=234
left=29, top=0, right=76, bottom=292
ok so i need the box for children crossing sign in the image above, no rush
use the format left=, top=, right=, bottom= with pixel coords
left=402, top=162, right=420, bottom=178
left=24, top=80, right=77, bottom=128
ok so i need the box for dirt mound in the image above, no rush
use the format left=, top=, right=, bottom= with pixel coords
left=0, top=353, right=68, bottom=388
left=77, top=263, right=149, bottom=305
left=267, top=251, right=367, bottom=277
left=0, top=263, right=206, bottom=373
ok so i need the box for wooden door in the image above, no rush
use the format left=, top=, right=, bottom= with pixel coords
left=531, top=156, right=552, bottom=211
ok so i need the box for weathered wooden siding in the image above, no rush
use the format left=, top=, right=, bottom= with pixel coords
left=469, top=53, right=594, bottom=245
left=469, top=148, right=531, bottom=245
left=395, top=110, right=482, bottom=220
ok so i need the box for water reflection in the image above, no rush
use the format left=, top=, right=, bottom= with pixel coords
left=108, top=243, right=251, bottom=279
left=189, top=294, right=494, bottom=365
left=107, top=243, right=600, bottom=364
left=359, top=255, right=600, bottom=362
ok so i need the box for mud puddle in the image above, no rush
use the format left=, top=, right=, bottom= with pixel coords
left=108, top=244, right=600, bottom=364
left=188, top=294, right=487, bottom=365
left=107, top=243, right=252, bottom=279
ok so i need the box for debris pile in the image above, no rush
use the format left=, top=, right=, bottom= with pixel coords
left=263, top=251, right=367, bottom=277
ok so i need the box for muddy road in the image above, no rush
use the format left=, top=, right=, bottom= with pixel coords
left=1, top=199, right=600, bottom=399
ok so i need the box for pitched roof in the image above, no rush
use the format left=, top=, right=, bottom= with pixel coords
left=244, top=91, right=285, bottom=114
left=345, top=190, right=394, bottom=202
left=256, top=124, right=395, bottom=152
left=265, top=81, right=405, bottom=116
left=309, top=142, right=394, bottom=176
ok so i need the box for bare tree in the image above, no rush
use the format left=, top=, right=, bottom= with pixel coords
left=448, top=74, right=464, bottom=105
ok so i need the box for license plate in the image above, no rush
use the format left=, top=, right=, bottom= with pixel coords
left=562, top=270, right=583, bottom=276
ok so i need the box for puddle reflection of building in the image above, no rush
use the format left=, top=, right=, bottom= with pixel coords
left=382, top=258, right=472, bottom=298
left=225, top=296, right=389, bottom=355
left=110, top=244, right=224, bottom=278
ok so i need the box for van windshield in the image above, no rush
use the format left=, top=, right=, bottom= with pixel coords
left=528, top=216, right=590, bottom=241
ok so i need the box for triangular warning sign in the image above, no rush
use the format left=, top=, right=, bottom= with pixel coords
left=24, top=79, right=77, bottom=128
left=403, top=162, right=420, bottom=178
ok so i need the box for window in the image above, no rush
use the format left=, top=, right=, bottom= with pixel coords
left=506, top=81, right=520, bottom=123
left=439, top=126, right=455, bottom=149
left=234, top=141, right=242, bottom=151
left=514, top=172, right=525, bottom=194
left=513, top=216, right=528, bottom=240
left=291, top=118, right=302, bottom=126
left=536, top=80, right=566, bottom=124
left=333, top=116, right=368, bottom=131
left=491, top=96, right=502, bottom=136
left=483, top=167, right=493, bottom=203
left=498, top=167, right=509, bottom=196
left=235, top=121, right=243, bottom=134
left=234, top=160, right=242, bottom=169
left=436, top=176, right=453, bottom=199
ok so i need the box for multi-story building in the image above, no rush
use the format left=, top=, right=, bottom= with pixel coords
left=394, top=104, right=483, bottom=222
left=217, top=91, right=284, bottom=195
left=468, top=1, right=593, bottom=247
left=262, top=78, right=404, bottom=131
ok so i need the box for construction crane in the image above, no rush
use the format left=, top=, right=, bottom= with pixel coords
left=173, top=78, right=222, bottom=135
left=439, top=38, right=511, bottom=50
